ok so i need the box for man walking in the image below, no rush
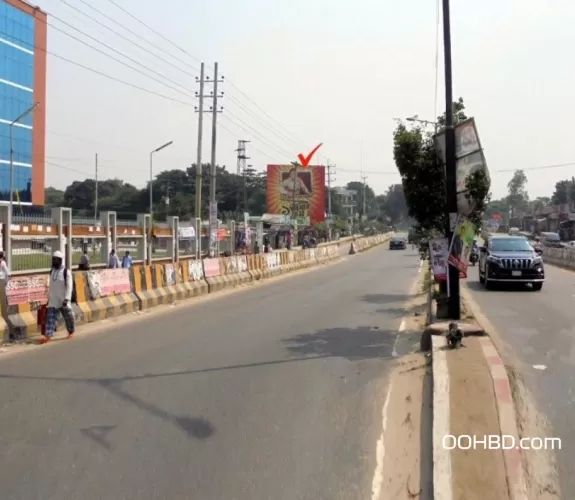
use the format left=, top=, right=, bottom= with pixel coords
left=40, top=250, right=75, bottom=344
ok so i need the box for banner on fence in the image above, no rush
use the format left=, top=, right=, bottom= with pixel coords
left=165, top=264, right=176, bottom=285
left=5, top=274, right=49, bottom=306
left=203, top=258, right=220, bottom=278
left=188, top=260, right=204, bottom=281
left=87, top=269, right=131, bottom=299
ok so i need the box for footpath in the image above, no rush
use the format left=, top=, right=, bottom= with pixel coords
left=0, top=233, right=392, bottom=344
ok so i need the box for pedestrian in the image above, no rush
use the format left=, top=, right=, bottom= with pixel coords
left=41, top=250, right=75, bottom=344
left=108, top=249, right=120, bottom=268
left=0, top=251, right=10, bottom=279
left=121, top=250, right=133, bottom=269
left=79, top=248, right=90, bottom=270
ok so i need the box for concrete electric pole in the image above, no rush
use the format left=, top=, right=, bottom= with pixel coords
left=326, top=161, right=336, bottom=225
left=442, top=0, right=461, bottom=320
left=207, top=63, right=224, bottom=255
left=194, top=63, right=206, bottom=220
left=361, top=173, right=368, bottom=220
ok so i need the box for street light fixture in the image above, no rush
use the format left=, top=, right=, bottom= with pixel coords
left=9, top=102, right=39, bottom=209
left=149, top=140, right=173, bottom=217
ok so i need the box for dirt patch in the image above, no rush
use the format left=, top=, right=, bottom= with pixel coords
left=447, top=336, right=509, bottom=500
left=380, top=352, right=432, bottom=500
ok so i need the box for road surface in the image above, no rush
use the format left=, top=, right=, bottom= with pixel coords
left=0, top=244, right=422, bottom=500
left=465, top=263, right=575, bottom=497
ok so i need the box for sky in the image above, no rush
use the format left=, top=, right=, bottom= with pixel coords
left=37, top=0, right=575, bottom=201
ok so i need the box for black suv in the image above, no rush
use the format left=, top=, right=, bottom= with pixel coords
left=478, top=235, right=545, bottom=291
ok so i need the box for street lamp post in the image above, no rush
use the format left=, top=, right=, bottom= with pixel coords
left=7, top=102, right=39, bottom=270
left=149, top=141, right=173, bottom=217
left=9, top=102, right=39, bottom=209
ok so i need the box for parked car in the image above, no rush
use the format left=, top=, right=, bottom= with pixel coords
left=540, top=232, right=563, bottom=248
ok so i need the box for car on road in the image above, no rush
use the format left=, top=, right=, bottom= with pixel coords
left=478, top=234, right=545, bottom=291
left=389, top=237, right=407, bottom=250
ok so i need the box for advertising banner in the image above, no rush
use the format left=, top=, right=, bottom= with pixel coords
left=5, top=274, right=49, bottom=306
left=87, top=269, right=131, bottom=299
left=429, top=237, right=449, bottom=281
left=203, top=258, right=220, bottom=278
left=165, top=264, right=176, bottom=285
left=266, top=164, right=325, bottom=224
left=433, top=118, right=490, bottom=216
left=447, top=219, right=476, bottom=278
left=188, top=259, right=204, bottom=281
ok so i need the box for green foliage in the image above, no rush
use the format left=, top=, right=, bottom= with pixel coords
left=393, top=98, right=490, bottom=258
left=551, top=177, right=575, bottom=205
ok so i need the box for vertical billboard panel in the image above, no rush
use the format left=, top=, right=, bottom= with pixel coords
left=267, top=165, right=325, bottom=224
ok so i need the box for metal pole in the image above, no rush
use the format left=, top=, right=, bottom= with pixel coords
left=94, top=153, right=98, bottom=222
left=442, top=0, right=460, bottom=320
left=209, top=62, right=219, bottom=255
left=195, top=62, right=205, bottom=220
left=149, top=151, right=154, bottom=217
left=291, top=164, right=298, bottom=225
left=327, top=161, right=332, bottom=220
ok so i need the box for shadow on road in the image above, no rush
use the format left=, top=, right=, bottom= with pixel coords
left=466, top=281, right=536, bottom=293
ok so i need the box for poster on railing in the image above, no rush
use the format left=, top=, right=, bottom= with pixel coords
left=165, top=264, right=176, bottom=285
left=5, top=274, right=49, bottom=306
left=429, top=237, right=449, bottom=281
left=203, top=258, right=220, bottom=278
left=188, top=260, right=204, bottom=281
left=447, top=219, right=476, bottom=278
left=87, top=269, right=131, bottom=299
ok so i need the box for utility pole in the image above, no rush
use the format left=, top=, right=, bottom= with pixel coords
left=236, top=140, right=250, bottom=215
left=326, top=161, right=336, bottom=230
left=361, top=173, right=368, bottom=219
left=442, top=0, right=460, bottom=320
left=236, top=140, right=250, bottom=175
left=244, top=164, right=253, bottom=214
left=194, top=63, right=206, bottom=220
left=207, top=62, right=224, bottom=255
left=94, top=153, right=98, bottom=223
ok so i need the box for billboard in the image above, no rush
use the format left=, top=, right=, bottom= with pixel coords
left=434, top=118, right=490, bottom=216
left=266, top=164, right=325, bottom=224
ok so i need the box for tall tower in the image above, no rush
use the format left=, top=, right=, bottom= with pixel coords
left=236, top=140, right=250, bottom=175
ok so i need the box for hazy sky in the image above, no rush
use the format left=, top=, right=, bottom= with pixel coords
left=38, top=0, right=575, bottom=201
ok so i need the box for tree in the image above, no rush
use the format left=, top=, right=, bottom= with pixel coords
left=393, top=98, right=490, bottom=258
left=346, top=181, right=375, bottom=218
left=45, top=187, right=64, bottom=207
left=506, top=169, right=529, bottom=215
left=378, top=184, right=407, bottom=224
left=551, top=178, right=575, bottom=205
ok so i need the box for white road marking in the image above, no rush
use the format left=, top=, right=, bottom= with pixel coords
left=418, top=259, right=423, bottom=272
left=371, top=379, right=393, bottom=500
left=392, top=319, right=405, bottom=358
left=533, top=364, right=547, bottom=370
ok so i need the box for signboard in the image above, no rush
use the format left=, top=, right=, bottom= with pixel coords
left=447, top=219, right=476, bottom=279
left=178, top=226, right=196, bottom=239
left=188, top=259, right=204, bottom=281
left=5, top=274, right=49, bottom=306
left=434, top=118, right=490, bottom=216
left=203, top=258, right=220, bottom=278
left=266, top=164, right=325, bottom=224
left=87, top=269, right=131, bottom=299
left=429, top=238, right=449, bottom=281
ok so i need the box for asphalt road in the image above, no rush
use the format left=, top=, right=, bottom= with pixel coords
left=0, top=243, right=422, bottom=500
left=465, top=263, right=575, bottom=497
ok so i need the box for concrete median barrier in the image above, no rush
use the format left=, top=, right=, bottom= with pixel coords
left=0, top=233, right=394, bottom=341
left=542, top=246, right=575, bottom=270
left=77, top=268, right=139, bottom=324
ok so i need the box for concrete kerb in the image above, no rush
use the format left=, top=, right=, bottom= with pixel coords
left=460, top=286, right=528, bottom=500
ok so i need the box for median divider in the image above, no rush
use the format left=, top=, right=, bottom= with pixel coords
left=0, top=233, right=394, bottom=341
left=542, top=246, right=575, bottom=270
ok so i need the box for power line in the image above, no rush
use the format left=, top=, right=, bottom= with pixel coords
left=495, top=162, right=575, bottom=173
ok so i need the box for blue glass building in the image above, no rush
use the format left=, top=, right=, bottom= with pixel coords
left=0, top=0, right=46, bottom=205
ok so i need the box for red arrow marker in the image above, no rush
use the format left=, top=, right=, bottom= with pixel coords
left=297, top=143, right=323, bottom=167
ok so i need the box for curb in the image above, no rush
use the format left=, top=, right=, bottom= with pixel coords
left=461, top=286, right=528, bottom=500
left=478, top=337, right=528, bottom=500
left=431, top=334, right=453, bottom=500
